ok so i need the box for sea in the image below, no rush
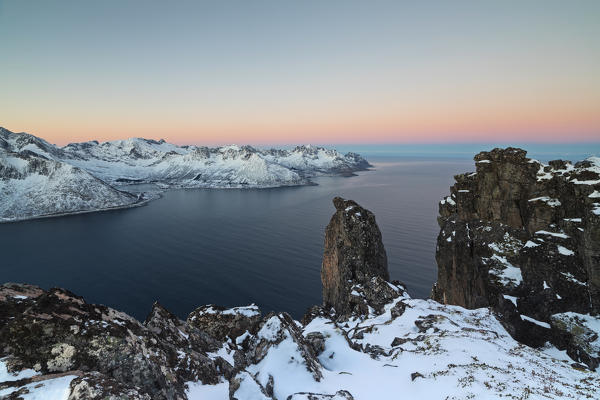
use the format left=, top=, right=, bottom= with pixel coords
left=2, top=143, right=598, bottom=320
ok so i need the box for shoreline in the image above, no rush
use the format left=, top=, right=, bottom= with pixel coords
left=0, top=167, right=374, bottom=224
left=0, top=198, right=152, bottom=224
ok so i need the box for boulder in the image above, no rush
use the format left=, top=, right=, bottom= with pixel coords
left=187, top=304, right=261, bottom=343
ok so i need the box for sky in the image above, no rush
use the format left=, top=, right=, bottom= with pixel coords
left=0, top=0, right=599, bottom=146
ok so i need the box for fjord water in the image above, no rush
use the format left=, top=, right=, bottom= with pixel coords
left=3, top=157, right=470, bottom=320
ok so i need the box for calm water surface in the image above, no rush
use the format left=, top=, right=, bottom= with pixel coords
left=0, top=156, right=473, bottom=320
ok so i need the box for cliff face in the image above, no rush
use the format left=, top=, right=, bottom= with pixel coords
left=433, top=147, right=600, bottom=368
left=321, top=197, right=390, bottom=317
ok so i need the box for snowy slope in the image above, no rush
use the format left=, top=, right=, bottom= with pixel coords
left=0, top=127, right=68, bottom=161
left=2, top=283, right=598, bottom=400
left=0, top=127, right=370, bottom=221
left=0, top=147, right=140, bottom=222
left=185, top=285, right=599, bottom=400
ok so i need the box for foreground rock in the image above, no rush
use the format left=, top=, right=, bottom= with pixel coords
left=433, top=147, right=600, bottom=369
left=2, top=196, right=599, bottom=399
left=0, top=284, right=226, bottom=399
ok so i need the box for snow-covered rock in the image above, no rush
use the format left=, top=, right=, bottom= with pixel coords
left=434, top=147, right=600, bottom=370
left=2, top=282, right=598, bottom=399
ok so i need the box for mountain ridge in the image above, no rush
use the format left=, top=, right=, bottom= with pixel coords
left=0, top=127, right=370, bottom=222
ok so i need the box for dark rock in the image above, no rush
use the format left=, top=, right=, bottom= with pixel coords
left=391, top=337, right=408, bottom=347
left=321, top=197, right=391, bottom=317
left=433, top=147, right=600, bottom=369
left=67, top=372, right=152, bottom=399
left=287, top=390, right=355, bottom=400
left=187, top=304, right=261, bottom=342
left=301, top=305, right=331, bottom=326
left=265, top=374, right=275, bottom=397
left=550, top=313, right=600, bottom=370
left=411, top=372, right=424, bottom=381
left=389, top=291, right=409, bottom=318
left=0, top=283, right=224, bottom=399
left=145, top=303, right=222, bottom=354
left=362, top=343, right=388, bottom=358
left=305, top=332, right=326, bottom=356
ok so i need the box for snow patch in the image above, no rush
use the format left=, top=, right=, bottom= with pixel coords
left=528, top=197, right=561, bottom=207
left=0, top=374, right=76, bottom=400
left=185, top=381, right=229, bottom=400
left=503, top=295, right=518, bottom=306
left=489, top=255, right=523, bottom=286
left=535, top=230, right=569, bottom=239
left=200, top=305, right=260, bottom=318
left=520, top=315, right=551, bottom=329
left=0, top=360, right=39, bottom=382
left=257, top=316, right=282, bottom=341
left=557, top=245, right=574, bottom=256
left=560, top=272, right=586, bottom=286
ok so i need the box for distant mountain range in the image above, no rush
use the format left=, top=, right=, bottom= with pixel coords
left=0, top=127, right=370, bottom=222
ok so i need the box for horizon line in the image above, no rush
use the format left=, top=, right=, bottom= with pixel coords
left=2, top=125, right=599, bottom=148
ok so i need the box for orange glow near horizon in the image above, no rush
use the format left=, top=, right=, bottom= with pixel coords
left=4, top=101, right=599, bottom=147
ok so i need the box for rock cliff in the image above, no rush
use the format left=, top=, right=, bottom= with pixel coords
left=321, top=197, right=391, bottom=317
left=433, top=147, right=600, bottom=369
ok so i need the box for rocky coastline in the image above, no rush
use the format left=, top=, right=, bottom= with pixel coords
left=1, top=148, right=599, bottom=399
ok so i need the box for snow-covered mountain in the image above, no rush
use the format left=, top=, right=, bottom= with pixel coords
left=61, top=139, right=369, bottom=187
left=0, top=127, right=370, bottom=221
left=0, top=129, right=140, bottom=222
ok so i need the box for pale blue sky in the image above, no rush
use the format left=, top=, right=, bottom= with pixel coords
left=1, top=0, right=598, bottom=144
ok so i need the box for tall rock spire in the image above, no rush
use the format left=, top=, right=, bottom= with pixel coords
left=321, top=197, right=389, bottom=316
